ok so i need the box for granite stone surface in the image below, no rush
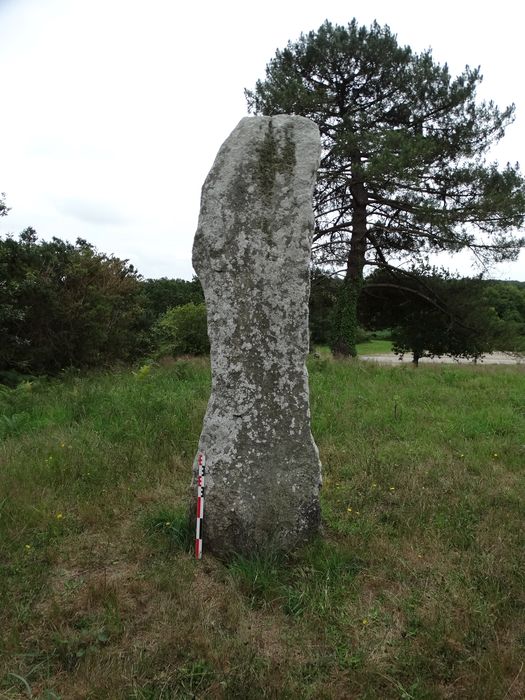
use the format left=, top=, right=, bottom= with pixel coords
left=191, top=115, right=322, bottom=558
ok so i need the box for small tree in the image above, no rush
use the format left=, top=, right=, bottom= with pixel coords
left=361, top=270, right=508, bottom=364
left=153, top=303, right=209, bottom=357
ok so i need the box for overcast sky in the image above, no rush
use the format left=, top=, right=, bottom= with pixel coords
left=1, top=0, right=524, bottom=280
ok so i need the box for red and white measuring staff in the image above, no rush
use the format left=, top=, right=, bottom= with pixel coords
left=195, top=451, right=206, bottom=559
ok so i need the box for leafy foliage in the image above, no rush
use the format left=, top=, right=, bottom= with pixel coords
left=0, top=229, right=146, bottom=375
left=0, top=193, right=9, bottom=219
left=153, top=303, right=209, bottom=357
left=247, top=20, right=525, bottom=355
left=484, top=280, right=525, bottom=350
left=141, top=276, right=204, bottom=324
left=361, top=269, right=517, bottom=363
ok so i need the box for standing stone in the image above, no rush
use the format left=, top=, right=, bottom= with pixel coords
left=191, top=115, right=322, bottom=559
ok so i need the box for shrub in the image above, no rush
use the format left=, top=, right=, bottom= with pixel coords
left=370, top=328, right=392, bottom=341
left=355, top=326, right=372, bottom=344
left=153, top=303, right=209, bottom=357
left=0, top=229, right=146, bottom=376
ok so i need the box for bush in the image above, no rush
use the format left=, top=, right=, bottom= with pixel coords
left=0, top=229, right=147, bottom=376
left=355, top=326, right=372, bottom=344
left=370, top=328, right=392, bottom=341
left=153, top=303, right=209, bottom=357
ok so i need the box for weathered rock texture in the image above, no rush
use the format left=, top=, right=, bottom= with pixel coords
left=191, top=115, right=322, bottom=559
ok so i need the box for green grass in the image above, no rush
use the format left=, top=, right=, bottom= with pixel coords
left=315, top=339, right=393, bottom=356
left=1, top=359, right=524, bottom=698
left=356, top=339, right=394, bottom=355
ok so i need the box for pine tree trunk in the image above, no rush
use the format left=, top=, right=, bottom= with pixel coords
left=331, top=272, right=361, bottom=356
left=330, top=157, right=367, bottom=357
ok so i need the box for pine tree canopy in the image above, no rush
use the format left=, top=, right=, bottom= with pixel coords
left=246, top=20, right=525, bottom=272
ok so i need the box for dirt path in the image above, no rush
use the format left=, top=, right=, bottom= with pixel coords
left=360, top=351, right=524, bottom=365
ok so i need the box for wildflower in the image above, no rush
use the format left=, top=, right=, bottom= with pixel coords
left=460, top=454, right=465, bottom=458
left=493, top=453, right=498, bottom=458
left=165, top=522, right=171, bottom=527
left=347, top=508, right=352, bottom=512
left=362, top=618, right=369, bottom=625
left=24, top=544, right=31, bottom=550
left=56, top=513, right=63, bottom=520
left=389, top=487, right=395, bottom=491
left=372, top=483, right=377, bottom=487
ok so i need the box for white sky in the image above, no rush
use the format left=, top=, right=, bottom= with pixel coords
left=0, top=0, right=524, bottom=281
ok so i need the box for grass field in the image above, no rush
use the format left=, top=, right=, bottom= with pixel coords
left=356, top=339, right=394, bottom=355
left=315, top=340, right=393, bottom=359
left=1, top=358, right=524, bottom=699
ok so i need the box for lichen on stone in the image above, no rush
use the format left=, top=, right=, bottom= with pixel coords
left=256, top=119, right=297, bottom=203
left=191, top=115, right=322, bottom=560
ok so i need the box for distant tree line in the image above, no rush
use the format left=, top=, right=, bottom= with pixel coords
left=1, top=217, right=523, bottom=382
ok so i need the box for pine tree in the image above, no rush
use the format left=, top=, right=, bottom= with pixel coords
left=246, top=20, right=525, bottom=355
